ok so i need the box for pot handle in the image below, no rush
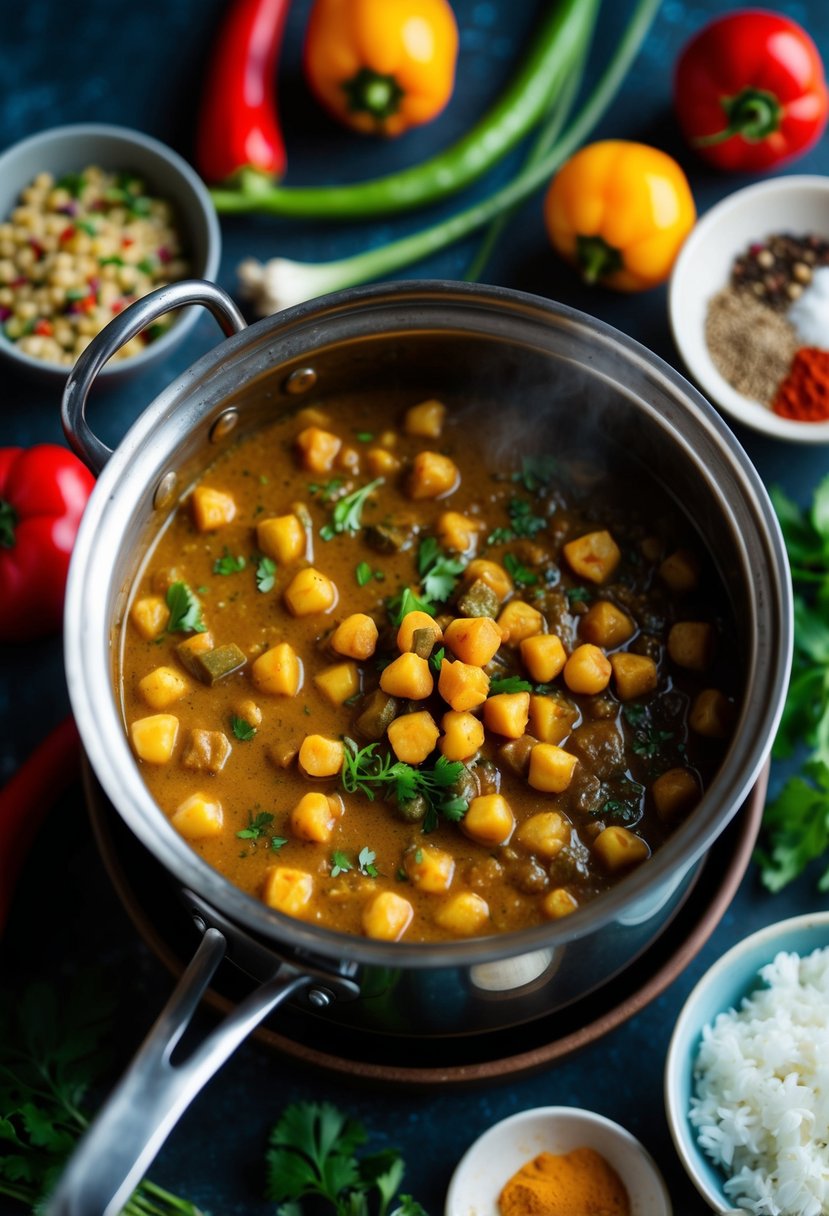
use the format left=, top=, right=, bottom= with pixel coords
left=44, top=926, right=311, bottom=1216
left=61, top=279, right=248, bottom=475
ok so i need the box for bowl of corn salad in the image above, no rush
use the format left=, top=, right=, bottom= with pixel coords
left=0, top=123, right=220, bottom=380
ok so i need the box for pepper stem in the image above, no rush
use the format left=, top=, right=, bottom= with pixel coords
left=0, top=499, right=16, bottom=548
left=576, top=235, right=624, bottom=284
left=694, top=87, right=782, bottom=147
left=341, top=68, right=405, bottom=122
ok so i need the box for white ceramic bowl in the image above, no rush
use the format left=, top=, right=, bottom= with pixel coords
left=445, top=1105, right=672, bottom=1216
left=0, top=123, right=221, bottom=383
left=664, top=911, right=829, bottom=1215
left=669, top=175, right=829, bottom=444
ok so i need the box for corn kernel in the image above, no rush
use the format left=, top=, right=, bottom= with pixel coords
left=138, top=666, right=189, bottom=709
left=252, top=643, right=302, bottom=696
left=528, top=743, right=578, bottom=793
left=130, top=714, right=179, bottom=764
left=170, top=792, right=223, bottom=840
left=284, top=567, right=337, bottom=616
left=263, top=866, right=314, bottom=917
left=542, top=888, right=579, bottom=919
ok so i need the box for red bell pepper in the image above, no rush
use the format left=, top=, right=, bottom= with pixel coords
left=196, top=0, right=290, bottom=184
left=674, top=10, right=828, bottom=172
left=0, top=445, right=94, bottom=642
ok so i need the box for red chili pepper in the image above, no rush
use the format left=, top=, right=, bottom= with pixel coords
left=0, top=716, right=81, bottom=934
left=196, top=0, right=290, bottom=184
left=674, top=10, right=828, bottom=172
left=0, top=445, right=94, bottom=641
left=33, top=319, right=53, bottom=337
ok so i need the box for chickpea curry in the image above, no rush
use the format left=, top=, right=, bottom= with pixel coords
left=120, top=395, right=738, bottom=944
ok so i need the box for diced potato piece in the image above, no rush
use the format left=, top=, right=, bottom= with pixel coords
left=366, top=447, right=401, bottom=477
left=130, top=714, right=179, bottom=764
left=444, top=616, right=502, bottom=666
left=437, top=511, right=484, bottom=555
left=256, top=514, right=306, bottom=564
left=668, top=621, right=715, bottom=671
left=610, top=652, right=658, bottom=701
left=464, top=559, right=513, bottom=603
left=295, top=425, right=342, bottom=473
left=182, top=729, right=232, bottom=774
left=298, top=735, right=345, bottom=778
left=290, top=790, right=342, bottom=843
left=175, top=631, right=214, bottom=677
left=515, top=811, right=571, bottom=859
left=528, top=694, right=579, bottom=744
left=652, top=767, right=700, bottom=820
left=131, top=595, right=170, bottom=640
left=397, top=610, right=443, bottom=653
left=404, top=844, right=455, bottom=892
left=295, top=406, right=330, bottom=429
left=659, top=548, right=700, bottom=595
left=353, top=689, right=398, bottom=740
left=234, top=697, right=262, bottom=727
left=563, top=530, right=621, bottom=584
left=542, top=888, right=579, bottom=919
left=483, top=692, right=530, bottom=739
left=497, top=600, right=544, bottom=644
left=563, top=644, right=612, bottom=695
left=689, top=688, right=733, bottom=738
left=269, top=738, right=299, bottom=769
left=138, top=666, right=189, bottom=710
left=439, top=710, right=485, bottom=761
left=252, top=643, right=303, bottom=696
left=362, top=891, right=413, bottom=941
left=404, top=398, right=446, bottom=438
left=592, top=826, right=650, bottom=872
left=462, top=794, right=515, bottom=846
left=314, top=660, right=360, bottom=705
left=284, top=567, right=337, bottom=616
left=580, top=601, right=634, bottom=649
left=380, top=652, right=433, bottom=700
left=407, top=450, right=459, bottom=500
left=434, top=891, right=490, bottom=936
left=194, top=643, right=247, bottom=685
left=191, top=485, right=237, bottom=532
left=263, top=866, right=314, bottom=917
left=170, top=792, right=223, bottom=840
left=520, top=633, right=567, bottom=683
left=528, top=743, right=578, bottom=793
left=438, top=658, right=489, bottom=711
left=387, top=710, right=440, bottom=764
left=331, top=613, right=379, bottom=661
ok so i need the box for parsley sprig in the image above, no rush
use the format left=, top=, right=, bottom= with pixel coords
left=341, top=738, right=467, bottom=832
left=320, top=478, right=384, bottom=541
left=166, top=581, right=206, bottom=633
left=266, top=1102, right=426, bottom=1216
left=416, top=537, right=465, bottom=602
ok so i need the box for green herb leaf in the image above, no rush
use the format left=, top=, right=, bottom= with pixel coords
left=757, top=761, right=829, bottom=892
left=341, top=738, right=466, bottom=832
left=486, top=497, right=546, bottom=546
left=512, top=455, right=559, bottom=494
left=430, top=646, right=446, bottom=673
left=355, top=431, right=374, bottom=443
left=166, top=581, right=206, bottom=633
left=503, top=552, right=538, bottom=587
left=271, top=836, right=288, bottom=851
left=488, top=674, right=533, bottom=695
left=236, top=810, right=274, bottom=840
left=266, top=1103, right=365, bottom=1204
left=256, top=556, right=277, bottom=593
left=213, top=548, right=246, bottom=576
left=357, top=846, right=379, bottom=878
left=330, top=850, right=353, bottom=878
left=231, top=715, right=257, bottom=742
left=417, top=536, right=465, bottom=603
left=320, top=477, right=384, bottom=541
left=308, top=478, right=345, bottom=502
left=355, top=561, right=374, bottom=587
left=387, top=586, right=435, bottom=627
left=566, top=586, right=591, bottom=604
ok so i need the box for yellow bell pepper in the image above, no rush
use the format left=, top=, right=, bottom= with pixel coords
left=543, top=140, right=696, bottom=292
left=303, top=0, right=459, bottom=137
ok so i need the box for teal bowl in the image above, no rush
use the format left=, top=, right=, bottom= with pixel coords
left=664, top=911, right=829, bottom=1214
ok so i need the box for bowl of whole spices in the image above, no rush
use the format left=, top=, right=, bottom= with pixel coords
left=669, top=176, right=829, bottom=443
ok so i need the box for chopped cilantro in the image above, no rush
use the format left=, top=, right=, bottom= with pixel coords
left=387, top=586, right=435, bottom=627
left=503, top=552, right=538, bottom=587
left=357, top=846, right=379, bottom=877
left=417, top=536, right=465, bottom=603
left=256, top=555, right=277, bottom=593
left=566, top=586, right=591, bottom=604
left=330, top=850, right=353, bottom=878
left=341, top=737, right=466, bottom=833
left=213, top=547, right=246, bottom=576
left=487, top=497, right=546, bottom=545
left=308, top=477, right=344, bottom=502
left=512, top=455, right=559, bottom=494
left=488, top=674, right=533, bottom=695
left=320, top=477, right=383, bottom=541
left=231, top=715, right=257, bottom=742
left=236, top=810, right=274, bottom=840
left=430, top=646, right=446, bottom=673
left=355, top=561, right=374, bottom=587
left=355, top=431, right=374, bottom=443
left=165, top=580, right=206, bottom=633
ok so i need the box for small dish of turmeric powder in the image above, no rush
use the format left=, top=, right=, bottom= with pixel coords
left=444, top=1105, right=672, bottom=1216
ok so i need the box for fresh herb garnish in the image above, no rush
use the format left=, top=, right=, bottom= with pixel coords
left=512, top=455, right=559, bottom=494
left=488, top=674, right=534, bottom=695
left=387, top=586, right=435, bottom=627
left=166, top=580, right=206, bottom=633
left=622, top=703, right=673, bottom=759
left=330, top=850, right=353, bottom=877
left=566, top=586, right=592, bottom=604
left=231, top=715, right=257, bottom=742
left=341, top=738, right=466, bottom=832
left=256, top=555, right=277, bottom=593
left=265, top=1101, right=426, bottom=1216
left=430, top=646, right=446, bottom=673
left=487, top=497, right=546, bottom=545
left=213, top=548, right=247, bottom=576
left=355, top=561, right=374, bottom=587
left=357, top=846, right=379, bottom=878
left=271, top=836, right=288, bottom=851
left=320, top=478, right=384, bottom=541
left=417, top=536, right=465, bottom=603
left=308, top=477, right=345, bottom=502
left=355, top=431, right=374, bottom=443
left=236, top=810, right=274, bottom=840
left=503, top=552, right=538, bottom=587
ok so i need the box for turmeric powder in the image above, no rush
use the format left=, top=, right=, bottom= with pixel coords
left=498, top=1146, right=630, bottom=1216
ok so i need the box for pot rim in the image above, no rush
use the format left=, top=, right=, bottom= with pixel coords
left=63, top=278, right=793, bottom=970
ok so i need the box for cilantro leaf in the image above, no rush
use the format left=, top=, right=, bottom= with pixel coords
left=166, top=581, right=206, bottom=633
left=330, top=850, right=353, bottom=878
left=488, top=674, right=533, bottom=695
left=503, top=552, right=538, bottom=587
left=320, top=477, right=384, bottom=541
left=231, top=715, right=257, bottom=742
left=266, top=1103, right=365, bottom=1204
left=308, top=478, right=345, bottom=502
left=566, top=586, right=591, bottom=605
left=430, top=646, right=446, bottom=673
left=357, top=846, right=379, bottom=878
left=417, top=537, right=465, bottom=603
left=341, top=738, right=466, bottom=831
left=236, top=810, right=274, bottom=840
left=387, top=586, right=435, bottom=627
left=486, top=497, right=546, bottom=546
left=756, top=761, right=829, bottom=892
left=512, top=455, right=559, bottom=494
left=256, top=555, right=277, bottom=593
left=213, top=548, right=246, bottom=576
left=355, top=561, right=374, bottom=587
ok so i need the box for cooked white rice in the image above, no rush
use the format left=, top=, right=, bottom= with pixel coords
left=690, top=946, right=829, bottom=1216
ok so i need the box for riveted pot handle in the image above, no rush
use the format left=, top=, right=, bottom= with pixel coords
left=45, top=927, right=311, bottom=1216
left=61, top=279, right=247, bottom=475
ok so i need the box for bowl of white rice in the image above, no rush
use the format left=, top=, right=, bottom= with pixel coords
left=664, top=912, right=829, bottom=1216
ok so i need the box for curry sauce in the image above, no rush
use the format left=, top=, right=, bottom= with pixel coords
left=119, top=394, right=738, bottom=943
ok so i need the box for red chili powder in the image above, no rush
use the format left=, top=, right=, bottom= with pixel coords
left=773, top=347, right=829, bottom=422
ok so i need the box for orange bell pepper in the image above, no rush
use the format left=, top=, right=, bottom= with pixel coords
left=543, top=140, right=696, bottom=292
left=303, top=0, right=459, bottom=137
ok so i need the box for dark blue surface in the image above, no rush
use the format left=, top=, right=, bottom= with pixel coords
left=1, top=2, right=828, bottom=1213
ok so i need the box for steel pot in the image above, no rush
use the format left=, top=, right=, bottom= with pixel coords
left=53, top=279, right=791, bottom=1216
